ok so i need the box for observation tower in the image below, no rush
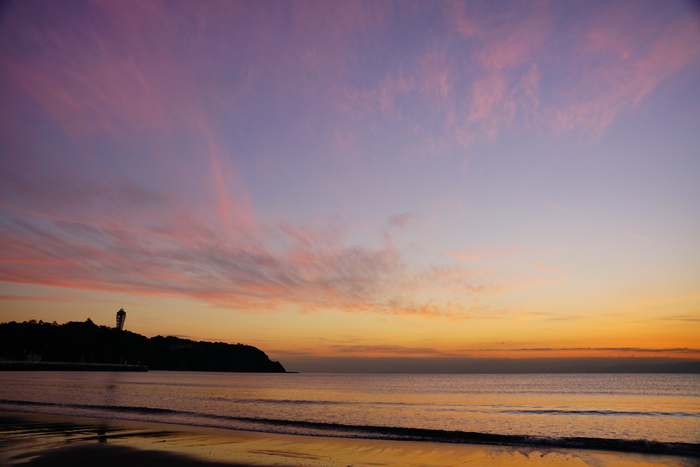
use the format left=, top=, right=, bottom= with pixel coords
left=116, top=308, right=126, bottom=330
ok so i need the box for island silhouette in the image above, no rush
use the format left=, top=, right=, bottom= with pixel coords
left=0, top=319, right=286, bottom=373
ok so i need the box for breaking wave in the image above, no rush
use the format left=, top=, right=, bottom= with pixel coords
left=1, top=398, right=697, bottom=457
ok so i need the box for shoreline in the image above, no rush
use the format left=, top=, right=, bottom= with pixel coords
left=2, top=398, right=698, bottom=457
left=1, top=411, right=698, bottom=467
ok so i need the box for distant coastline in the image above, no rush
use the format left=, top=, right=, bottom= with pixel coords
left=280, top=356, right=700, bottom=374
left=0, top=361, right=148, bottom=372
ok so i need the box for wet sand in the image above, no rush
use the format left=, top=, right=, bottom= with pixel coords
left=0, top=411, right=696, bottom=467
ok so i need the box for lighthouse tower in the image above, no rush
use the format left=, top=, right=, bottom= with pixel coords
left=116, top=308, right=126, bottom=330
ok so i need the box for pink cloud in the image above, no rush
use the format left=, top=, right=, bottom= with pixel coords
left=329, top=344, right=444, bottom=356
left=0, top=195, right=538, bottom=321
left=443, top=251, right=483, bottom=262
left=531, top=262, right=564, bottom=275
left=0, top=295, right=70, bottom=302
left=443, top=246, right=519, bottom=263
left=0, top=1, right=258, bottom=238
left=347, top=1, right=700, bottom=148
left=620, top=230, right=653, bottom=243
left=4, top=1, right=693, bottom=175
left=388, top=212, right=420, bottom=229
left=550, top=13, right=700, bottom=136
left=1, top=1, right=687, bottom=324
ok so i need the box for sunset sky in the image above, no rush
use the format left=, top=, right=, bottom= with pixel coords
left=1, top=1, right=699, bottom=371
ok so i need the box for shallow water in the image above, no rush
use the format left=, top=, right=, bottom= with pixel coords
left=2, top=412, right=697, bottom=467
left=1, top=372, right=698, bottom=452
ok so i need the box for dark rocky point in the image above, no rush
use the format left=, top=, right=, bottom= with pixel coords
left=0, top=319, right=286, bottom=373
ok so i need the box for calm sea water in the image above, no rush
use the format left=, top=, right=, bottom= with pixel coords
left=1, top=372, right=698, bottom=452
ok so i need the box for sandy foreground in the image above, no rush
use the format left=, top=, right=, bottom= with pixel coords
left=0, top=411, right=696, bottom=467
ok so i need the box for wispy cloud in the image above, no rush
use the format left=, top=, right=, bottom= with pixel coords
left=276, top=344, right=700, bottom=360
left=338, top=1, right=700, bottom=150
left=442, top=251, right=482, bottom=262
left=465, top=347, right=700, bottom=355
left=443, top=246, right=519, bottom=262
left=0, top=295, right=69, bottom=302
left=388, top=212, right=419, bottom=229
left=531, top=262, right=564, bottom=275
left=329, top=345, right=443, bottom=356
left=0, top=197, right=536, bottom=321
left=620, top=229, right=653, bottom=243
left=656, top=314, right=700, bottom=322
left=550, top=13, right=700, bottom=136
left=0, top=1, right=694, bottom=329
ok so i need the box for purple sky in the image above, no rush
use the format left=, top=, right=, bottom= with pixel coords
left=1, top=1, right=699, bottom=369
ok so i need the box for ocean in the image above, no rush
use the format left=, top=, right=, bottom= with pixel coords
left=1, top=372, right=698, bottom=455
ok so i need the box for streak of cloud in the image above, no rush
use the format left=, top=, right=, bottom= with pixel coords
left=0, top=0, right=696, bottom=336
left=0, top=200, right=533, bottom=321
left=388, top=212, right=420, bottom=229
left=464, top=347, right=700, bottom=354
left=330, top=345, right=442, bottom=355
left=531, top=262, right=564, bottom=275
left=443, top=251, right=483, bottom=262
left=657, top=314, right=700, bottom=322
left=550, top=12, right=700, bottom=136
left=620, top=229, right=653, bottom=243
left=0, top=296, right=69, bottom=302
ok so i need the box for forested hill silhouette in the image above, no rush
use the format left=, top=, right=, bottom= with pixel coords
left=0, top=319, right=286, bottom=373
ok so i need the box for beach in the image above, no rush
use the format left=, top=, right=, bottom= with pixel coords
left=1, top=372, right=699, bottom=466
left=1, top=411, right=697, bottom=467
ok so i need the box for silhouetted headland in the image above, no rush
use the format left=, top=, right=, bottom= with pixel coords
left=0, top=319, right=286, bottom=373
